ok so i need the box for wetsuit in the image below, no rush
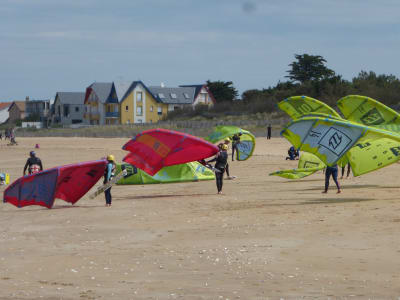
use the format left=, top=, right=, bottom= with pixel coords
left=231, top=135, right=240, bottom=161
left=324, top=165, right=341, bottom=192
left=23, top=156, right=43, bottom=175
left=104, top=161, right=116, bottom=205
left=267, top=125, right=271, bottom=139
left=286, top=146, right=296, bottom=160
left=208, top=151, right=228, bottom=193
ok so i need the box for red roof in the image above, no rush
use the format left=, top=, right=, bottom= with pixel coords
left=0, top=102, right=11, bottom=110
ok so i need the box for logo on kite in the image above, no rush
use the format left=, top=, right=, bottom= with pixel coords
left=303, top=160, right=320, bottom=168
left=309, top=130, right=321, bottom=138
left=290, top=101, right=313, bottom=115
left=360, top=108, right=385, bottom=125
left=390, top=146, right=400, bottom=157
left=318, top=127, right=352, bottom=157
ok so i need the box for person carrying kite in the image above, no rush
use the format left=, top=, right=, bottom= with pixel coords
left=104, top=154, right=116, bottom=207
left=323, top=164, right=341, bottom=194
left=207, top=143, right=229, bottom=194
left=23, top=151, right=43, bottom=175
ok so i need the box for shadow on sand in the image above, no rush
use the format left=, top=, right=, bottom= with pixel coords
left=117, top=193, right=212, bottom=201
left=298, top=197, right=376, bottom=205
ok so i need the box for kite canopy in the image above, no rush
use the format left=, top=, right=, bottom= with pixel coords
left=281, top=116, right=400, bottom=176
left=205, top=125, right=255, bottom=161
left=337, top=95, right=400, bottom=132
left=279, top=96, right=341, bottom=120
left=3, top=160, right=106, bottom=209
left=122, top=129, right=219, bottom=176
left=270, top=152, right=325, bottom=179
left=115, top=161, right=215, bottom=185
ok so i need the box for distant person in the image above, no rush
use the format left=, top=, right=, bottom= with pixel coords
left=23, top=151, right=43, bottom=175
left=207, top=143, right=229, bottom=194
left=0, top=131, right=2, bottom=140
left=286, top=146, right=299, bottom=160
left=104, top=154, right=116, bottom=207
left=341, top=163, right=352, bottom=179
left=267, top=124, right=272, bottom=139
left=323, top=165, right=341, bottom=194
left=231, top=133, right=242, bottom=161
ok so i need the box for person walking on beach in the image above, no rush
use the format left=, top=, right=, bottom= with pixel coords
left=23, top=151, right=43, bottom=175
left=207, top=143, right=229, bottom=194
left=323, top=165, right=341, bottom=194
left=104, top=154, right=116, bottom=207
left=267, top=124, right=272, bottom=139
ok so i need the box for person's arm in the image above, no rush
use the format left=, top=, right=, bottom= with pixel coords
left=206, top=153, right=219, bottom=164
left=23, top=159, right=29, bottom=175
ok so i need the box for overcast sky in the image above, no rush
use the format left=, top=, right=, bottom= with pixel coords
left=1, top=0, right=399, bottom=100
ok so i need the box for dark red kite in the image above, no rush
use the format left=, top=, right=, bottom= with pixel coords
left=3, top=160, right=106, bottom=209
left=122, top=128, right=219, bottom=176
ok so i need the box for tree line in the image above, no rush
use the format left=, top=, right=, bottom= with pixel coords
left=166, top=54, right=400, bottom=120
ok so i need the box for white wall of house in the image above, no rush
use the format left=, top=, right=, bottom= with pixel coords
left=193, top=87, right=212, bottom=106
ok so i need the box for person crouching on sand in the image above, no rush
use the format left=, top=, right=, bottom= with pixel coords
left=104, top=154, right=116, bottom=207
left=207, top=143, right=229, bottom=194
left=323, top=164, right=341, bottom=194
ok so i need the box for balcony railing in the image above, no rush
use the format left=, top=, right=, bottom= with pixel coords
left=105, top=112, right=119, bottom=118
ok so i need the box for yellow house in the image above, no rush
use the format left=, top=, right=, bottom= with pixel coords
left=120, top=81, right=168, bottom=124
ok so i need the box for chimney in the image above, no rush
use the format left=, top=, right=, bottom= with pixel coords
left=25, top=96, right=29, bottom=101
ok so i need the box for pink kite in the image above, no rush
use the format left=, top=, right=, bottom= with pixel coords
left=122, top=128, right=219, bottom=176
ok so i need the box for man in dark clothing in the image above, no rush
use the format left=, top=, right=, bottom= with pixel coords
left=23, top=151, right=43, bottom=175
left=231, top=133, right=241, bottom=161
left=341, top=163, right=351, bottom=179
left=104, top=154, right=116, bottom=207
left=323, top=165, right=341, bottom=193
left=207, top=143, right=229, bottom=194
left=267, top=124, right=272, bottom=139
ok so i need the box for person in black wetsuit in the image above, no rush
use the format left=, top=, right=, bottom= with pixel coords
left=323, top=165, right=341, bottom=194
left=223, top=138, right=235, bottom=180
left=231, top=133, right=242, bottom=161
left=286, top=146, right=299, bottom=160
left=23, top=151, right=43, bottom=175
left=341, top=162, right=351, bottom=179
left=267, top=124, right=272, bottom=139
left=207, top=143, right=229, bottom=194
left=104, top=154, right=116, bottom=207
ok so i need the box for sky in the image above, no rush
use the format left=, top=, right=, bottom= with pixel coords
left=1, top=0, right=400, bottom=100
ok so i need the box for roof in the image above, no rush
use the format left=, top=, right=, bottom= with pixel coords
left=0, top=102, right=11, bottom=111
left=88, top=82, right=113, bottom=103
left=148, top=86, right=196, bottom=104
left=8, top=101, right=25, bottom=112
left=55, top=92, right=85, bottom=105
left=114, top=81, right=133, bottom=100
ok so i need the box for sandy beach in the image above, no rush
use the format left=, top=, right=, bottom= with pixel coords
left=1, top=136, right=400, bottom=299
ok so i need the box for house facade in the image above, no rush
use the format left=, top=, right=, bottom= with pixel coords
left=8, top=101, right=26, bottom=124
left=180, top=84, right=216, bottom=106
left=25, top=98, right=51, bottom=124
left=84, top=82, right=119, bottom=125
left=52, top=92, right=86, bottom=126
left=120, top=81, right=167, bottom=124
left=0, top=102, right=11, bottom=124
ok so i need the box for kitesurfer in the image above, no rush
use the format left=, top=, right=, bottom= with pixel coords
left=231, top=133, right=242, bottom=161
left=286, top=146, right=299, bottom=160
left=207, top=143, right=229, bottom=194
left=23, top=151, right=43, bottom=175
left=341, top=163, right=351, bottom=179
left=104, top=154, right=116, bottom=207
left=223, top=138, right=235, bottom=180
left=323, top=165, right=341, bottom=194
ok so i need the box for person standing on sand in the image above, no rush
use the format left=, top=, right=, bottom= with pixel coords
left=207, top=143, right=229, bottom=194
left=341, top=162, right=351, bottom=179
left=104, top=154, right=116, bottom=207
left=23, top=151, right=43, bottom=175
left=323, top=165, right=341, bottom=194
left=267, top=124, right=272, bottom=139
left=231, top=133, right=241, bottom=161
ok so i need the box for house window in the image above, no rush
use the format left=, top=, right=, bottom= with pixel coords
left=75, top=107, right=79, bottom=112
left=183, top=93, right=190, bottom=99
left=137, top=92, right=143, bottom=101
left=63, top=104, right=69, bottom=117
left=158, top=93, right=165, bottom=99
left=150, top=106, right=153, bottom=112
left=125, top=105, right=129, bottom=111
left=170, top=93, right=177, bottom=99
left=157, top=107, right=162, bottom=115
left=136, top=106, right=143, bottom=116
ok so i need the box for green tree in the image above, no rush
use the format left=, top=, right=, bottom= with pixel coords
left=286, top=54, right=335, bottom=84
left=206, top=80, right=238, bottom=102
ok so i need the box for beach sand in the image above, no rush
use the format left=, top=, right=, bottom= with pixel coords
left=1, top=137, right=400, bottom=299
